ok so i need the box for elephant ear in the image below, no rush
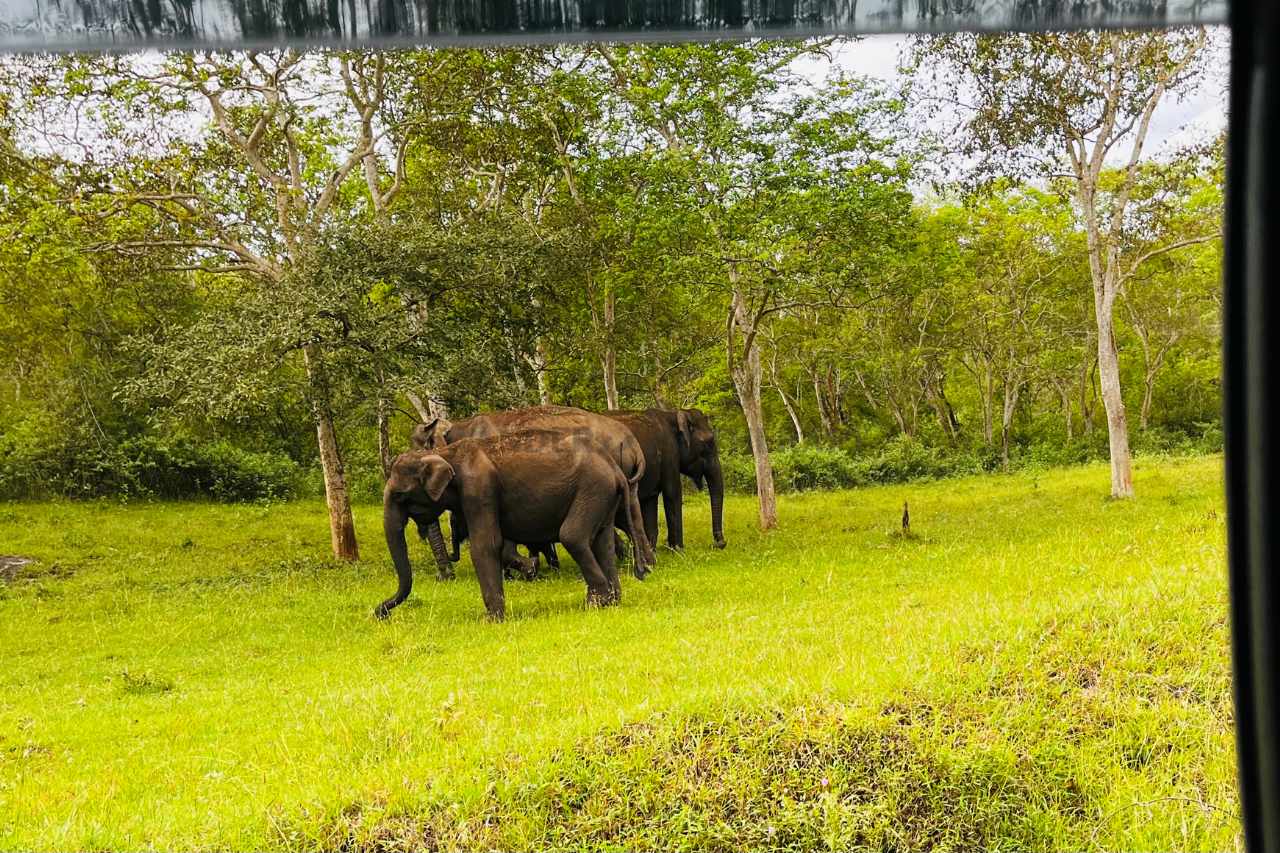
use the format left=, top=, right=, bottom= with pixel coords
left=409, top=421, right=433, bottom=451
left=421, top=456, right=455, bottom=501
left=676, top=409, right=693, bottom=447
left=415, top=417, right=453, bottom=450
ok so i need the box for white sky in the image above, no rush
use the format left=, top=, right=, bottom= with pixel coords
left=814, top=32, right=1230, bottom=165
left=15, top=33, right=1230, bottom=175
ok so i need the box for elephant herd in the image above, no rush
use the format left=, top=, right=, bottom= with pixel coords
left=377, top=405, right=727, bottom=621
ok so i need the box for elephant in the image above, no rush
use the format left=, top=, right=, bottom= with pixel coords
left=604, top=408, right=726, bottom=553
left=447, top=511, right=560, bottom=578
left=411, top=405, right=656, bottom=578
left=378, top=429, right=637, bottom=621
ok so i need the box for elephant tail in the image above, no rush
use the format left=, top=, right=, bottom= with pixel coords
left=618, top=469, right=644, bottom=576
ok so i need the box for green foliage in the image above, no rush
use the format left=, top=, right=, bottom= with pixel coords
left=720, top=425, right=1223, bottom=495
left=0, top=425, right=302, bottom=501
left=0, top=40, right=1225, bottom=511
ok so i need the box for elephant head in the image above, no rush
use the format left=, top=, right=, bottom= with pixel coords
left=673, top=408, right=726, bottom=549
left=377, top=451, right=457, bottom=618
left=410, top=417, right=454, bottom=451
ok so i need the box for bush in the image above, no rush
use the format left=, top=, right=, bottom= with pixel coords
left=120, top=436, right=302, bottom=501
left=718, top=422, right=1223, bottom=496
left=0, top=428, right=303, bottom=501
left=721, top=438, right=988, bottom=495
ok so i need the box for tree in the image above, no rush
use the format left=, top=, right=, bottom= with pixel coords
left=592, top=41, right=911, bottom=529
left=911, top=28, right=1219, bottom=497
left=5, top=49, right=487, bottom=558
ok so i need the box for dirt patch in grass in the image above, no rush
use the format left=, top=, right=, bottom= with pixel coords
left=0, top=555, right=37, bottom=583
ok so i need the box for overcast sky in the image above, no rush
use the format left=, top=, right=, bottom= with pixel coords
left=15, top=32, right=1231, bottom=174
left=813, top=31, right=1230, bottom=165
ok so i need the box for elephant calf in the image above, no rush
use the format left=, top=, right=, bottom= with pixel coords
left=446, top=512, right=560, bottom=579
left=379, top=429, right=636, bottom=621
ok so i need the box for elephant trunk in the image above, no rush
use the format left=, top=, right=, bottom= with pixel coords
left=706, top=453, right=727, bottom=549
left=426, top=518, right=455, bottom=580
left=378, top=502, right=414, bottom=618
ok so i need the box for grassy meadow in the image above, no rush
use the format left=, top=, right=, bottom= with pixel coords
left=0, top=456, right=1237, bottom=850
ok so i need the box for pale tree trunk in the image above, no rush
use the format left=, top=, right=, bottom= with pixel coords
left=601, top=289, right=619, bottom=409
left=778, top=386, right=804, bottom=444
left=729, top=285, right=777, bottom=530
left=1079, top=353, right=1098, bottom=435
left=924, top=367, right=960, bottom=445
left=377, top=394, right=393, bottom=479
left=970, top=360, right=995, bottom=447
left=533, top=343, right=553, bottom=405
left=1130, top=319, right=1176, bottom=431
left=405, top=391, right=448, bottom=423
left=1094, top=289, right=1135, bottom=497
left=813, top=370, right=835, bottom=438
left=768, top=345, right=803, bottom=444
left=1000, top=378, right=1020, bottom=471
left=303, top=345, right=359, bottom=561
left=1054, top=381, right=1074, bottom=441
left=1061, top=31, right=1205, bottom=497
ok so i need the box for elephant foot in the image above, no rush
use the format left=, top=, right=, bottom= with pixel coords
left=665, top=542, right=684, bottom=553
left=374, top=601, right=394, bottom=619
left=631, top=564, right=651, bottom=581
left=713, top=538, right=727, bottom=549
left=586, top=589, right=620, bottom=608
left=436, top=568, right=456, bottom=581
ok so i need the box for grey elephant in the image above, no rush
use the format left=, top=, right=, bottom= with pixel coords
left=379, top=429, right=637, bottom=621
left=605, top=408, right=726, bottom=552
left=411, top=405, right=656, bottom=578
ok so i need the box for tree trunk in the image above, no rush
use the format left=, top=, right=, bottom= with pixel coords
left=1000, top=379, right=1020, bottom=472
left=533, top=340, right=553, bottom=405
left=1141, top=371, right=1156, bottom=431
left=1094, top=292, right=1135, bottom=498
left=778, top=385, right=804, bottom=444
left=812, top=369, right=834, bottom=438
left=980, top=365, right=994, bottom=446
left=1079, top=353, right=1098, bottom=435
left=925, top=368, right=960, bottom=445
left=601, top=287, right=619, bottom=410
left=303, top=345, right=359, bottom=561
left=1058, top=383, right=1074, bottom=442
left=730, top=288, right=777, bottom=530
left=768, top=347, right=803, bottom=444
left=405, top=390, right=449, bottom=423
left=377, top=394, right=393, bottom=480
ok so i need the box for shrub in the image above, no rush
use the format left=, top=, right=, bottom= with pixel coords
left=119, top=436, right=302, bottom=501
left=0, top=428, right=302, bottom=501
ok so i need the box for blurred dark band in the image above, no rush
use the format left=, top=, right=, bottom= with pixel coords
left=0, top=0, right=1227, bottom=51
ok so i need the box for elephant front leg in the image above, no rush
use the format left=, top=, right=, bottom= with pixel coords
left=641, top=496, right=661, bottom=552
left=662, top=476, right=684, bottom=551
left=471, top=539, right=507, bottom=621
left=541, top=542, right=560, bottom=570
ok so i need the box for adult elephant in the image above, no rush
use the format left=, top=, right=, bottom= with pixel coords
left=604, top=408, right=726, bottom=552
left=378, top=430, right=636, bottom=621
left=411, top=405, right=656, bottom=578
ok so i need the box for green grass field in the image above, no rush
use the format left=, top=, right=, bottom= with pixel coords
left=0, top=456, right=1237, bottom=850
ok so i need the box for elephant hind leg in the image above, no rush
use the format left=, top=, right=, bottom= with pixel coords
left=592, top=524, right=620, bottom=602
left=561, top=512, right=618, bottom=608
